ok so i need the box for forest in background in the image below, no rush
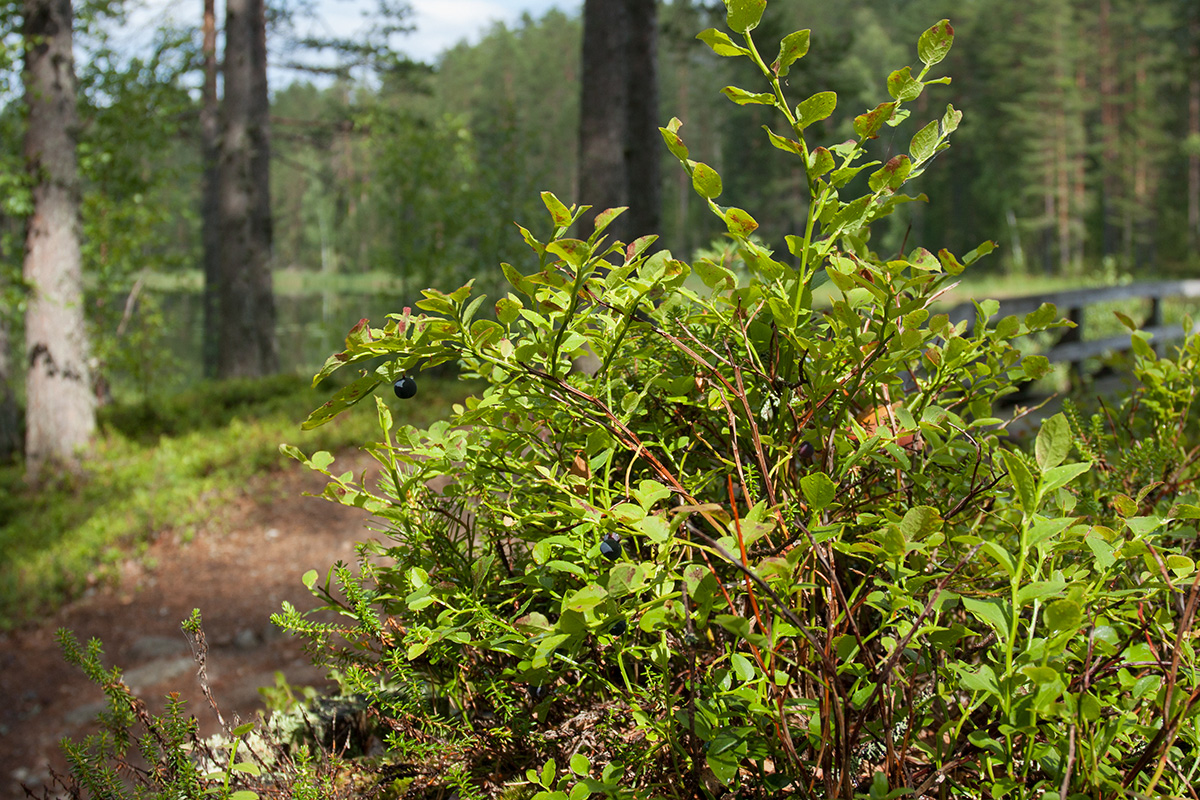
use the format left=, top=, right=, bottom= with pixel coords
left=0, top=0, right=1199, bottom=447
left=268, top=0, right=1200, bottom=294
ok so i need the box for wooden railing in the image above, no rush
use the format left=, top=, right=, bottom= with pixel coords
left=947, top=279, right=1200, bottom=379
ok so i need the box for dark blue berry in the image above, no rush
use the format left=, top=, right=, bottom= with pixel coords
left=600, top=534, right=622, bottom=561
left=609, top=619, right=628, bottom=635
left=393, top=376, right=417, bottom=399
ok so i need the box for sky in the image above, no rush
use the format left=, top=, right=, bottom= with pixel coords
left=397, top=0, right=581, bottom=62
left=129, top=0, right=581, bottom=67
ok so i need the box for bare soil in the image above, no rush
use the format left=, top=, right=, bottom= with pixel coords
left=0, top=452, right=377, bottom=800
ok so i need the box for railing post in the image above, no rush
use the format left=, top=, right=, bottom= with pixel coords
left=1061, top=306, right=1084, bottom=390
left=1148, top=295, right=1164, bottom=357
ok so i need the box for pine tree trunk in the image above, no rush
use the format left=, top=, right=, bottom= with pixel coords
left=216, top=0, right=278, bottom=378
left=578, top=0, right=660, bottom=247
left=1188, top=8, right=1200, bottom=252
left=625, top=0, right=660, bottom=240
left=200, top=0, right=221, bottom=377
left=1098, top=0, right=1121, bottom=258
left=21, top=0, right=94, bottom=478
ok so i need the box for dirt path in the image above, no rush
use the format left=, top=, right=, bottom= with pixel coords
left=0, top=453, right=377, bottom=800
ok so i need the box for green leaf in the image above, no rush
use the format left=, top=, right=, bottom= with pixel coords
left=886, top=66, right=924, bottom=102
left=918, top=20, right=954, bottom=67
left=697, top=28, right=748, bottom=57
left=942, top=103, right=962, bottom=133
left=1002, top=451, right=1037, bottom=514
left=1041, top=462, right=1092, bottom=495
left=692, top=162, right=724, bottom=199
left=725, top=0, right=766, bottom=33
left=563, top=585, right=608, bottom=614
left=694, top=258, right=736, bottom=290
left=910, top=119, right=938, bottom=163
left=569, top=753, right=590, bottom=776
left=958, top=662, right=999, bottom=696
left=301, top=569, right=318, bottom=589
left=773, top=30, right=810, bottom=76
left=496, top=295, right=523, bottom=325
left=302, top=374, right=382, bottom=430
left=1021, top=355, right=1051, bottom=380
left=1035, top=413, right=1072, bottom=472
left=961, top=596, right=1009, bottom=640
left=730, top=652, right=756, bottom=682
left=801, top=472, right=838, bottom=511
left=796, top=91, right=837, bottom=129
left=632, top=479, right=672, bottom=509
left=764, top=127, right=803, bottom=155
left=1084, top=530, right=1116, bottom=569
left=706, top=733, right=742, bottom=784
left=854, top=102, right=897, bottom=140
left=1170, top=503, right=1200, bottom=520
left=721, top=86, right=776, bottom=106
left=899, top=506, right=941, bottom=541
left=1044, top=598, right=1083, bottom=633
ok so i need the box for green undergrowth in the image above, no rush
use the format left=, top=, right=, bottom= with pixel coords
left=0, top=373, right=468, bottom=630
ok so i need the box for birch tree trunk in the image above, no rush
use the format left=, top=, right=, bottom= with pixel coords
left=22, top=0, right=94, bottom=478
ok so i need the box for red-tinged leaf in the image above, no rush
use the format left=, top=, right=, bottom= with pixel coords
left=346, top=318, right=372, bottom=348
left=854, top=102, right=897, bottom=140
left=541, top=191, right=572, bottom=227
left=886, top=66, right=923, bottom=102
left=724, top=207, right=759, bottom=237
left=593, top=207, right=626, bottom=236
left=918, top=20, right=954, bottom=67
left=868, top=154, right=913, bottom=192
left=692, top=162, right=723, bottom=199
left=773, top=29, right=810, bottom=77
left=807, top=147, right=834, bottom=180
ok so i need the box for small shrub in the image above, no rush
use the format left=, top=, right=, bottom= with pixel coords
left=280, top=3, right=1200, bottom=798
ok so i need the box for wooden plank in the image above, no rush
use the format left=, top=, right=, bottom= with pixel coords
left=1046, top=322, right=1200, bottom=364
left=948, top=279, right=1200, bottom=328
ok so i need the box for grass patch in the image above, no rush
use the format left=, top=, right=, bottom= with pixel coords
left=0, top=372, right=471, bottom=630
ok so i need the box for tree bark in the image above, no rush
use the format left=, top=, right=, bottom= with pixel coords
left=21, top=0, right=95, bottom=478
left=0, top=315, right=20, bottom=465
left=578, top=0, right=660, bottom=247
left=625, top=0, right=660, bottom=240
left=200, top=0, right=221, bottom=377
left=1188, top=5, right=1200, bottom=252
left=216, top=0, right=278, bottom=378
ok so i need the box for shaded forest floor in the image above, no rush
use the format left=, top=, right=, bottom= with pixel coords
left=0, top=450, right=376, bottom=800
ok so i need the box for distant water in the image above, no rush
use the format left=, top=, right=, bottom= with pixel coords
left=114, top=288, right=414, bottom=393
